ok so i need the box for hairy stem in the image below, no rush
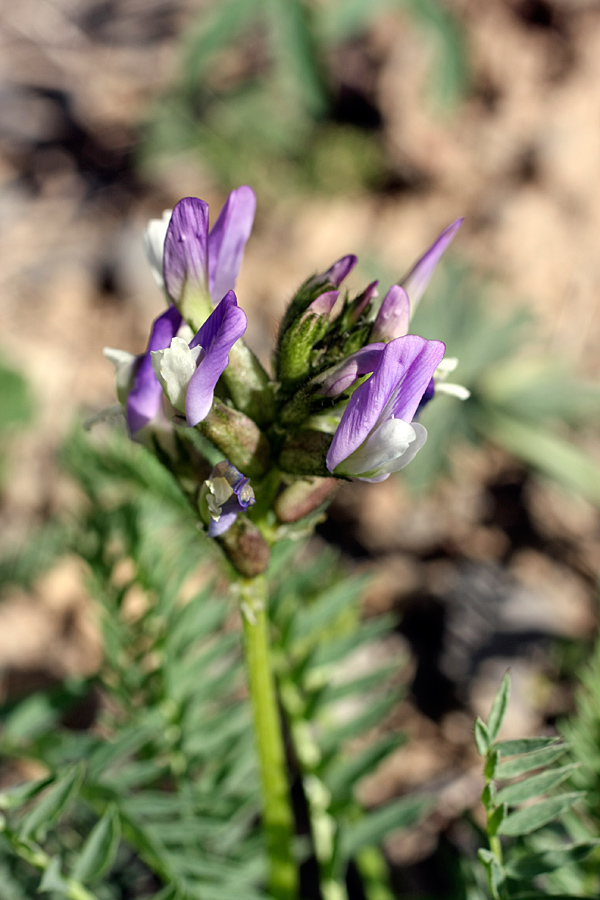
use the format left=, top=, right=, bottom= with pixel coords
left=239, top=575, right=297, bottom=900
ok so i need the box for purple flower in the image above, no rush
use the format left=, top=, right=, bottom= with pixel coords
left=367, top=219, right=463, bottom=344
left=400, top=218, right=463, bottom=312
left=305, top=254, right=357, bottom=292
left=326, top=335, right=445, bottom=482
left=204, top=460, right=256, bottom=537
left=319, top=343, right=386, bottom=397
left=370, top=285, right=410, bottom=343
left=151, top=291, right=247, bottom=427
left=162, top=187, right=256, bottom=306
left=112, top=305, right=183, bottom=436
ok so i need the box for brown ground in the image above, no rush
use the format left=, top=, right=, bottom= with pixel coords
left=1, top=0, right=599, bottom=872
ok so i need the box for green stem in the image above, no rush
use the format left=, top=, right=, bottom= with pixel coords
left=239, top=575, right=297, bottom=900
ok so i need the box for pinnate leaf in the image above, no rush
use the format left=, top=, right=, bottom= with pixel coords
left=498, top=792, right=583, bottom=836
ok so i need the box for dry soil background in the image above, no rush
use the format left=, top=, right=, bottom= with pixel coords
left=1, top=0, right=600, bottom=873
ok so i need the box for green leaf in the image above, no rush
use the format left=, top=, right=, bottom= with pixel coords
left=38, top=856, right=68, bottom=893
left=340, top=794, right=433, bottom=857
left=505, top=841, right=600, bottom=879
left=484, top=750, right=499, bottom=781
left=0, top=778, right=51, bottom=812
left=495, top=743, right=569, bottom=779
left=496, top=764, right=578, bottom=806
left=498, top=792, right=583, bottom=836
left=478, top=848, right=504, bottom=898
left=474, top=717, right=490, bottom=756
left=493, top=737, right=560, bottom=757
left=487, top=803, right=506, bottom=837
left=20, top=763, right=85, bottom=841
left=72, top=805, right=120, bottom=883
left=486, top=672, right=510, bottom=741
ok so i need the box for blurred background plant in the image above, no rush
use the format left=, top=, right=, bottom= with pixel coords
left=140, top=0, right=466, bottom=197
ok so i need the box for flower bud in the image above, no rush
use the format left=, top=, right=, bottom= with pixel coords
left=217, top=515, right=270, bottom=577
left=200, top=460, right=256, bottom=537
left=199, top=399, right=270, bottom=478
left=275, top=477, right=339, bottom=523
left=277, top=290, right=339, bottom=392
left=370, top=285, right=410, bottom=343
left=279, top=430, right=332, bottom=477
left=276, top=255, right=356, bottom=367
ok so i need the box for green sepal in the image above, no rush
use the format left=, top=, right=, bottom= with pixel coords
left=276, top=275, right=337, bottom=355
left=222, top=341, right=275, bottom=426
left=198, top=399, right=270, bottom=477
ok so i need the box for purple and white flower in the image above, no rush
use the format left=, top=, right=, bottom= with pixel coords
left=151, top=291, right=247, bottom=427
left=326, top=335, right=446, bottom=482
left=203, top=460, right=256, bottom=537
left=369, top=218, right=463, bottom=344
left=104, top=305, right=183, bottom=437
left=158, top=187, right=256, bottom=307
left=401, top=218, right=463, bottom=313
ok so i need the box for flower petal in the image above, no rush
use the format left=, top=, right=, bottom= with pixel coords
left=144, top=210, right=172, bottom=288
left=370, top=285, right=410, bottom=342
left=320, top=342, right=385, bottom=397
left=208, top=507, right=239, bottom=537
left=401, top=218, right=463, bottom=311
left=341, top=420, right=428, bottom=481
left=163, top=198, right=209, bottom=301
left=151, top=338, right=202, bottom=411
left=326, top=335, right=444, bottom=473
left=388, top=336, right=446, bottom=423
left=323, top=254, right=357, bottom=287
left=126, top=305, right=182, bottom=434
left=208, top=186, right=256, bottom=304
left=185, top=291, right=247, bottom=426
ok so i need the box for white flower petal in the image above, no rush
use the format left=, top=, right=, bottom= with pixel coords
left=150, top=337, right=201, bottom=412
left=143, top=210, right=172, bottom=289
left=435, top=357, right=459, bottom=377
left=206, top=476, right=234, bottom=520
left=103, top=346, right=137, bottom=403
left=436, top=382, right=471, bottom=400
left=340, top=419, right=427, bottom=480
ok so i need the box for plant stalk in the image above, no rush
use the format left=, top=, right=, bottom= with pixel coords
left=239, top=575, right=297, bottom=900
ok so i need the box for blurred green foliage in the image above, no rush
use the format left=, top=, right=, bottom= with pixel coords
left=140, top=0, right=466, bottom=195
left=0, top=425, right=424, bottom=899
left=472, top=673, right=600, bottom=900
left=0, top=359, right=34, bottom=487
left=406, top=264, right=600, bottom=506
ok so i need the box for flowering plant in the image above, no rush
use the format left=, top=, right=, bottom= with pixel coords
left=105, top=187, right=467, bottom=899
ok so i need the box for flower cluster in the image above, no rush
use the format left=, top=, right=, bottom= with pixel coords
left=105, top=188, right=467, bottom=574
